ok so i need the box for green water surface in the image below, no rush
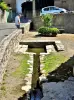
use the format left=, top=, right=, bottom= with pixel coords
left=28, top=48, right=45, bottom=89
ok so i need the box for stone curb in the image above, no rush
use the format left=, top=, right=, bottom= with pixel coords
left=0, top=23, right=30, bottom=83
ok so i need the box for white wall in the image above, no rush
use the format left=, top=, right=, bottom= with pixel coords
left=16, top=0, right=26, bottom=13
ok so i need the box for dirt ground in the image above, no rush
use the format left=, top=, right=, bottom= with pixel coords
left=0, top=32, right=74, bottom=100
left=0, top=53, right=26, bottom=100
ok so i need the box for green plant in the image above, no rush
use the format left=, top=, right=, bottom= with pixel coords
left=41, top=14, right=53, bottom=27
left=12, top=54, right=30, bottom=78
left=0, top=1, right=9, bottom=11
left=49, top=27, right=60, bottom=34
left=38, top=26, right=49, bottom=34
left=43, top=53, right=68, bottom=75
left=38, top=26, right=59, bottom=36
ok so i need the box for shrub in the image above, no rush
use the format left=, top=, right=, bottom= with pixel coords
left=38, top=26, right=49, bottom=35
left=0, top=1, right=9, bottom=11
left=49, top=28, right=60, bottom=34
left=38, top=27, right=59, bottom=36
left=41, top=14, right=53, bottom=27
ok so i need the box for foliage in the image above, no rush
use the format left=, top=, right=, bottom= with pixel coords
left=38, top=26, right=49, bottom=34
left=49, top=27, right=60, bottom=34
left=0, top=1, right=9, bottom=11
left=43, top=53, right=68, bottom=75
left=38, top=26, right=59, bottom=36
left=41, top=14, right=53, bottom=27
left=12, top=54, right=30, bottom=78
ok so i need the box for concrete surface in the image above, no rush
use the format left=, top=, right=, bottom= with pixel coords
left=0, top=23, right=16, bottom=42
left=0, top=23, right=26, bottom=42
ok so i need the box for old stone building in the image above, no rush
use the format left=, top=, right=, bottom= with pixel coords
left=4, top=0, right=74, bottom=14
left=5, top=0, right=16, bottom=11
left=55, top=0, right=74, bottom=10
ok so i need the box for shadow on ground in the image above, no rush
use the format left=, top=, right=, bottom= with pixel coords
left=46, top=55, right=74, bottom=82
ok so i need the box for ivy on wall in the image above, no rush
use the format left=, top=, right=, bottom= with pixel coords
left=0, top=0, right=9, bottom=11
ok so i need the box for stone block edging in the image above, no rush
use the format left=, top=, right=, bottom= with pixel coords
left=0, top=29, right=22, bottom=83
left=0, top=22, right=30, bottom=83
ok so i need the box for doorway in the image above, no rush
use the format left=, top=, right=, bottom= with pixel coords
left=36, top=0, right=54, bottom=10
left=21, top=0, right=54, bottom=17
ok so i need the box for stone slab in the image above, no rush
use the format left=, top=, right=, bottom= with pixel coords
left=21, top=85, right=31, bottom=92
left=41, top=77, right=74, bottom=100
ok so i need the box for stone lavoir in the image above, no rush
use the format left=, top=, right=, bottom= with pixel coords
left=18, top=41, right=54, bottom=100
left=18, top=40, right=73, bottom=100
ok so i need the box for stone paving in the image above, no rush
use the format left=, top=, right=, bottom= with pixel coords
left=41, top=77, right=74, bottom=100
left=55, top=41, right=65, bottom=51
left=0, top=23, right=27, bottom=42
left=0, top=23, right=16, bottom=42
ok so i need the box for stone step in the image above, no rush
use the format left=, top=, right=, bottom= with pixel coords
left=26, top=73, right=32, bottom=77
left=40, top=53, right=49, bottom=56
left=55, top=41, right=64, bottom=51
left=15, top=45, right=28, bottom=53
left=46, top=45, right=56, bottom=53
left=25, top=81, right=32, bottom=85
left=39, top=75, right=48, bottom=82
left=40, top=70, right=45, bottom=74
left=21, top=85, right=31, bottom=92
left=29, top=65, right=33, bottom=68
left=28, top=67, right=33, bottom=71
left=27, top=60, right=33, bottom=64
left=28, top=71, right=33, bottom=74
left=40, top=64, right=44, bottom=68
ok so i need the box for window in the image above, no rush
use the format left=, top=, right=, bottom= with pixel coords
left=50, top=7, right=55, bottom=10
left=44, top=7, right=49, bottom=11
left=54, top=7, right=59, bottom=10
left=55, top=7, right=59, bottom=10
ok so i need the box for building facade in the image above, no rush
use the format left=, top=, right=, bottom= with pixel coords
left=4, top=0, right=74, bottom=14
left=54, top=0, right=74, bottom=10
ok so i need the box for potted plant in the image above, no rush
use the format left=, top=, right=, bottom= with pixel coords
left=48, top=27, right=60, bottom=37
left=38, top=26, right=49, bottom=36
left=38, top=27, right=59, bottom=37
left=38, top=14, right=60, bottom=37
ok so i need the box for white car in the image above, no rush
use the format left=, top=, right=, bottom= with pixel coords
left=40, top=6, right=67, bottom=16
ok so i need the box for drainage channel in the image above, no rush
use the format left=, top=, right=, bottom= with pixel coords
left=18, top=41, right=66, bottom=100
left=27, top=47, right=45, bottom=100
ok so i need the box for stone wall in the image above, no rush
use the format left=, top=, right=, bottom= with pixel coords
left=54, top=0, right=74, bottom=10
left=0, top=22, right=30, bottom=83
left=5, top=0, right=16, bottom=11
left=0, top=9, right=7, bottom=23
left=33, top=13, right=74, bottom=33
left=0, top=9, right=12, bottom=23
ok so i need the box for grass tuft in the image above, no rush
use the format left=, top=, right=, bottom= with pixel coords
left=12, top=54, right=30, bottom=78
left=43, top=53, right=68, bottom=74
